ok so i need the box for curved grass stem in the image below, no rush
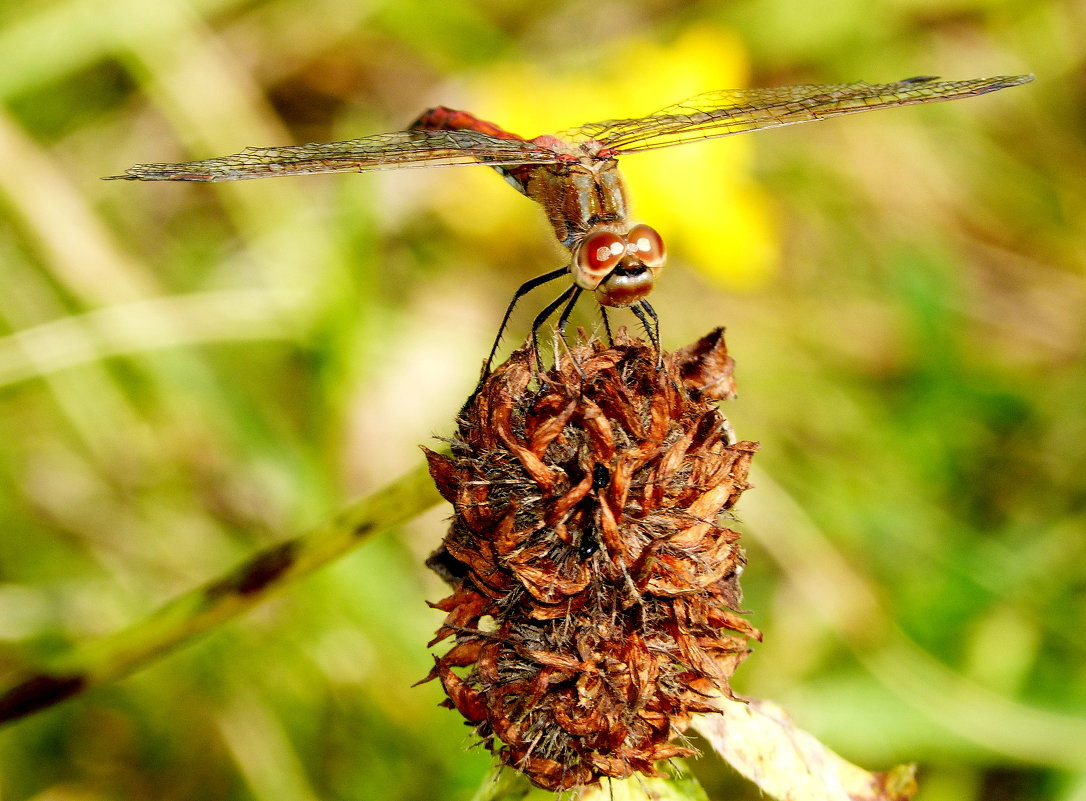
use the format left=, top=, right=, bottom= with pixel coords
left=0, top=458, right=443, bottom=727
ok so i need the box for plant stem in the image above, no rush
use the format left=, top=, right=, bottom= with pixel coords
left=0, top=459, right=442, bottom=726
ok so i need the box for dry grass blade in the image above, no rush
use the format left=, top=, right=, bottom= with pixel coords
left=694, top=695, right=917, bottom=801
left=0, top=461, right=442, bottom=726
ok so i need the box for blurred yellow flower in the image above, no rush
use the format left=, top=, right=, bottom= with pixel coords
left=425, top=25, right=779, bottom=291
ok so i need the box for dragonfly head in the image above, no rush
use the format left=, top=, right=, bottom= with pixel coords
left=571, top=224, right=666, bottom=307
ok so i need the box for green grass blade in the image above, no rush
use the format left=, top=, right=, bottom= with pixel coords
left=0, top=458, right=442, bottom=726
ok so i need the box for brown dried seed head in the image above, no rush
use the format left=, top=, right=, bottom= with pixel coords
left=424, top=329, right=760, bottom=791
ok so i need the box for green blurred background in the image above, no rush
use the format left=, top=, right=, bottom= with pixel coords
left=0, top=0, right=1081, bottom=799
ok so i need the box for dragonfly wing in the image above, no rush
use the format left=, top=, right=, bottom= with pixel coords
left=564, top=75, right=1033, bottom=154
left=106, top=128, right=564, bottom=181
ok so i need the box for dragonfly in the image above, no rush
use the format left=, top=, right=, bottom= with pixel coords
left=108, top=73, right=1032, bottom=373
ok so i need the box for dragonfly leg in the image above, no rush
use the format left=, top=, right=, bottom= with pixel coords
left=600, top=307, right=615, bottom=346
left=555, top=285, right=582, bottom=337
left=484, top=266, right=569, bottom=377
left=556, top=286, right=588, bottom=380
left=631, top=300, right=663, bottom=367
left=530, top=285, right=580, bottom=372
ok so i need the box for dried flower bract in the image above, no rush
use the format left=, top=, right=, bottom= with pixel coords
left=423, top=330, right=760, bottom=791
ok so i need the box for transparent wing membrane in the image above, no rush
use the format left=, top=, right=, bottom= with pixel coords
left=565, top=75, right=1033, bottom=153
left=106, top=128, right=564, bottom=182
left=108, top=75, right=1032, bottom=181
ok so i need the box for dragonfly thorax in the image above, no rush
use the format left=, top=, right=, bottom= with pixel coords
left=509, top=157, right=629, bottom=246
left=571, top=223, right=666, bottom=308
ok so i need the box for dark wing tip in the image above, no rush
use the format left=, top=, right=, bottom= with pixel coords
left=898, top=73, right=1034, bottom=88
left=897, top=73, right=1033, bottom=84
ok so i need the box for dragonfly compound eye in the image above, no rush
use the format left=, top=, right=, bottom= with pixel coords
left=573, top=231, right=625, bottom=290
left=624, top=224, right=666, bottom=271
